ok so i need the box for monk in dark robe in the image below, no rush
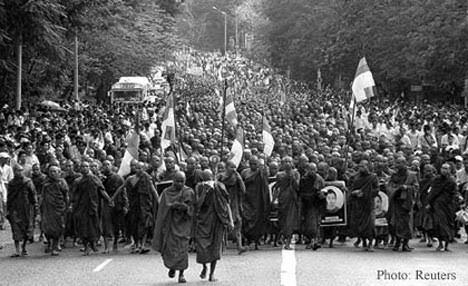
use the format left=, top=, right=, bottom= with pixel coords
left=32, top=163, right=47, bottom=200
left=298, top=162, right=325, bottom=250
left=241, top=156, right=270, bottom=249
left=348, top=160, right=378, bottom=252
left=272, top=156, right=300, bottom=250
left=7, top=164, right=38, bottom=257
left=73, top=161, right=113, bottom=255
left=426, top=163, right=456, bottom=251
left=415, top=164, right=436, bottom=247
left=158, top=156, right=178, bottom=181
left=387, top=156, right=419, bottom=252
left=62, top=160, right=81, bottom=246
left=195, top=170, right=233, bottom=282
left=185, top=157, right=202, bottom=252
left=41, top=165, right=69, bottom=256
left=102, top=160, right=127, bottom=253
left=31, top=163, right=47, bottom=242
left=185, top=157, right=202, bottom=189
left=218, top=160, right=247, bottom=254
left=152, top=171, right=195, bottom=284
left=125, top=161, right=158, bottom=254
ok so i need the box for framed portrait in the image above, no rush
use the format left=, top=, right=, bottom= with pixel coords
left=320, top=185, right=347, bottom=227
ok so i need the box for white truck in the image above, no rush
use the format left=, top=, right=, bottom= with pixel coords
left=109, top=76, right=167, bottom=104
left=109, top=76, right=151, bottom=103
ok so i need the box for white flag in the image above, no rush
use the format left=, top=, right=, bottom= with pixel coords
left=160, top=94, right=175, bottom=151
left=262, top=117, right=274, bottom=157
left=230, top=128, right=244, bottom=168
left=352, top=57, right=375, bottom=103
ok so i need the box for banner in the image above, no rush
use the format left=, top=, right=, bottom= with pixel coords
left=320, top=182, right=347, bottom=227
left=374, top=191, right=389, bottom=226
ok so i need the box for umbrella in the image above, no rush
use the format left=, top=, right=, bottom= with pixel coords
left=40, top=100, right=67, bottom=112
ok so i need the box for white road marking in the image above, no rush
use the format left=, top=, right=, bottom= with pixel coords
left=280, top=244, right=297, bottom=286
left=93, top=258, right=113, bottom=272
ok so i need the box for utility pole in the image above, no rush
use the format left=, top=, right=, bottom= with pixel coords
left=16, top=34, right=22, bottom=110
left=235, top=12, right=238, bottom=54
left=74, top=31, right=79, bottom=102
left=213, top=6, right=227, bottom=56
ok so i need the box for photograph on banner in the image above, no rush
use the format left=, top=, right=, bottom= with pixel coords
left=374, top=191, right=389, bottom=226
left=320, top=185, right=347, bottom=226
left=268, top=177, right=279, bottom=223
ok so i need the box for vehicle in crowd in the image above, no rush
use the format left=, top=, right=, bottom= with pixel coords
left=108, top=76, right=168, bottom=104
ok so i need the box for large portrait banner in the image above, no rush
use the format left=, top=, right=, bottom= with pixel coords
left=320, top=185, right=347, bottom=227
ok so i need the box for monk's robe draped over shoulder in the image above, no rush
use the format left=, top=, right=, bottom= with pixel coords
left=387, top=170, right=418, bottom=239
left=241, top=168, right=270, bottom=242
left=415, top=176, right=434, bottom=232
left=7, top=176, right=38, bottom=241
left=102, top=173, right=125, bottom=237
left=219, top=172, right=245, bottom=224
left=127, top=172, right=158, bottom=240
left=195, top=181, right=231, bottom=264
left=273, top=170, right=300, bottom=237
left=299, top=172, right=325, bottom=238
left=152, top=186, right=195, bottom=270
left=73, top=174, right=105, bottom=241
left=427, top=175, right=456, bottom=241
left=41, top=178, right=69, bottom=238
left=348, top=172, right=378, bottom=239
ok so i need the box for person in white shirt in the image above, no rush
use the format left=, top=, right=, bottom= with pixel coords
left=418, top=125, right=438, bottom=152
left=399, top=127, right=412, bottom=150
left=0, top=152, right=13, bottom=231
left=407, top=123, right=421, bottom=151
left=440, top=127, right=460, bottom=151
left=455, top=154, right=468, bottom=244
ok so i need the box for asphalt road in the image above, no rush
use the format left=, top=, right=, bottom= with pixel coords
left=0, top=226, right=467, bottom=286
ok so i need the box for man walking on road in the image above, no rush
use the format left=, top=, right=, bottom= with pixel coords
left=349, top=160, right=379, bottom=252
left=6, top=164, right=38, bottom=257
left=426, top=163, right=457, bottom=251
left=73, top=161, right=113, bottom=255
left=195, top=169, right=234, bottom=282
left=153, top=171, right=195, bottom=283
left=125, top=161, right=158, bottom=254
left=41, top=165, right=69, bottom=256
left=102, top=160, right=127, bottom=253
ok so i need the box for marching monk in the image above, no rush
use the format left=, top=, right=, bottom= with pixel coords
left=387, top=156, right=418, bottom=252
left=218, top=160, right=247, bottom=254
left=73, top=161, right=113, bottom=255
left=299, top=163, right=325, bottom=250
left=102, top=160, right=127, bottom=253
left=241, top=156, right=270, bottom=249
left=41, top=165, right=69, bottom=256
left=125, top=161, right=158, bottom=254
left=6, top=164, right=38, bottom=257
left=426, top=163, right=457, bottom=251
left=348, top=160, right=379, bottom=252
left=153, top=171, right=195, bottom=284
left=195, top=170, right=233, bottom=282
left=272, top=156, right=300, bottom=250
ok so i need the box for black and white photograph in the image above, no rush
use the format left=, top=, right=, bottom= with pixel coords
left=0, top=0, right=468, bottom=285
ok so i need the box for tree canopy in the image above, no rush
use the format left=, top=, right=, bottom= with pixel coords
left=0, top=0, right=180, bottom=105
left=177, top=0, right=468, bottom=96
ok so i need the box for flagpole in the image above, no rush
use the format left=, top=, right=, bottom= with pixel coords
left=169, top=73, right=180, bottom=164
left=343, top=94, right=356, bottom=172
left=220, top=78, right=227, bottom=161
